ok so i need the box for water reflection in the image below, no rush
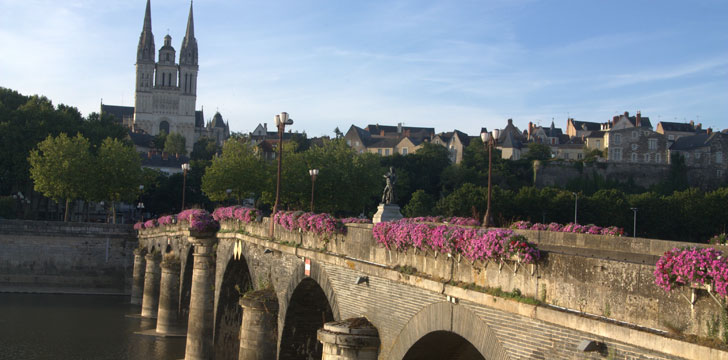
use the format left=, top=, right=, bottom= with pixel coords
left=0, top=293, right=186, bottom=360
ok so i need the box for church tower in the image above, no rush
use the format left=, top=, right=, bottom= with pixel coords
left=134, top=0, right=155, bottom=116
left=178, top=2, right=198, bottom=118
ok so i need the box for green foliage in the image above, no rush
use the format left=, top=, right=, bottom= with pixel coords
left=153, top=131, right=167, bottom=151
left=404, top=189, right=436, bottom=217
left=436, top=183, right=486, bottom=219
left=261, top=139, right=382, bottom=216
left=525, top=142, right=552, bottom=161
left=0, top=196, right=15, bottom=219
left=93, top=138, right=142, bottom=222
left=164, top=132, right=187, bottom=155
left=82, top=112, right=128, bottom=150
left=191, top=137, right=220, bottom=161
left=202, top=138, right=267, bottom=203
left=28, top=133, right=92, bottom=221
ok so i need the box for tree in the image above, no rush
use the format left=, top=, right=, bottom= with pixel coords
left=153, top=130, right=167, bottom=151
left=164, top=132, right=187, bottom=155
left=82, top=112, right=128, bottom=149
left=28, top=133, right=92, bottom=221
left=94, top=138, right=142, bottom=223
left=202, top=138, right=267, bottom=203
left=404, top=190, right=436, bottom=217
left=191, top=137, right=220, bottom=161
left=525, top=142, right=552, bottom=161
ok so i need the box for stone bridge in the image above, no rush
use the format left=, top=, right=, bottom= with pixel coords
left=135, top=219, right=728, bottom=360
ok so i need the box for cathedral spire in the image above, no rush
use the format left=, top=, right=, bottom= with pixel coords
left=136, top=0, right=155, bottom=63
left=143, top=0, right=152, bottom=32
left=180, top=0, right=198, bottom=66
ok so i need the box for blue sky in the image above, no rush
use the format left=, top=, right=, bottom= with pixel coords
left=0, top=0, right=726, bottom=137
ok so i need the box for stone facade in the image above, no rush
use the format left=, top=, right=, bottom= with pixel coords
left=607, top=127, right=669, bottom=164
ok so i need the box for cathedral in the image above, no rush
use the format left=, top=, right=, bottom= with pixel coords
left=101, top=0, right=229, bottom=154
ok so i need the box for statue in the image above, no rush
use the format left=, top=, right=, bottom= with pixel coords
left=381, top=167, right=397, bottom=205
left=373, top=167, right=403, bottom=223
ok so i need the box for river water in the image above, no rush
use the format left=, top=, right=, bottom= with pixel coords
left=0, top=293, right=186, bottom=360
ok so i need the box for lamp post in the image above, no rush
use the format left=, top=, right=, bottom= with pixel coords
left=309, top=169, right=319, bottom=212
left=270, top=112, right=294, bottom=238
left=572, top=192, right=578, bottom=224
left=136, top=185, right=144, bottom=221
left=181, top=163, right=191, bottom=211
left=226, top=188, right=232, bottom=206
left=480, top=128, right=501, bottom=227
left=631, top=207, right=638, bottom=238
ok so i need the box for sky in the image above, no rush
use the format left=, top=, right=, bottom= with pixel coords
left=0, top=0, right=726, bottom=137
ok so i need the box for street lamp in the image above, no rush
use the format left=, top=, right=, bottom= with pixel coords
left=181, top=163, right=191, bottom=210
left=270, top=112, right=294, bottom=238
left=309, top=169, right=319, bottom=212
left=572, top=192, right=578, bottom=224
left=480, top=128, right=501, bottom=227
left=631, top=207, right=638, bottom=238
left=137, top=201, right=145, bottom=221
left=226, top=188, right=233, bottom=206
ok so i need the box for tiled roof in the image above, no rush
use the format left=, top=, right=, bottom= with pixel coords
left=368, top=137, right=400, bottom=148
left=129, top=131, right=154, bottom=148
left=659, top=121, right=700, bottom=132
left=140, top=152, right=189, bottom=168
left=101, top=104, right=134, bottom=123
left=669, top=133, right=717, bottom=151
left=571, top=120, right=601, bottom=132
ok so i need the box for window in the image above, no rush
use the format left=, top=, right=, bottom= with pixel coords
left=402, top=147, right=408, bottom=155
left=631, top=153, right=638, bottom=162
left=695, top=152, right=701, bottom=160
left=614, top=134, right=622, bottom=145
left=648, top=139, right=657, bottom=150
left=631, top=144, right=638, bottom=151
left=668, top=135, right=675, bottom=141
left=611, top=148, right=622, bottom=161
left=346, top=140, right=351, bottom=146
left=354, top=141, right=359, bottom=147
left=596, top=140, right=601, bottom=148
left=564, top=153, right=569, bottom=159
left=718, top=170, right=724, bottom=177
left=632, top=131, right=638, bottom=139
left=644, top=153, right=650, bottom=162
left=577, top=153, right=583, bottom=160
left=655, top=153, right=661, bottom=163
left=377, top=149, right=382, bottom=155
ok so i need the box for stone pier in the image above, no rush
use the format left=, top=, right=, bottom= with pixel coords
left=156, top=256, right=181, bottom=335
left=317, top=318, right=380, bottom=360
left=140, top=252, right=161, bottom=318
left=238, top=289, right=279, bottom=360
left=184, top=235, right=217, bottom=360
left=130, top=249, right=146, bottom=305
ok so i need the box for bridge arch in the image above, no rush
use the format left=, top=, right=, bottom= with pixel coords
left=388, top=302, right=510, bottom=360
left=213, top=241, right=254, bottom=360
left=278, top=260, right=340, bottom=360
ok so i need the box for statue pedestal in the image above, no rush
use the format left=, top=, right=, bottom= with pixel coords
left=372, top=204, right=403, bottom=224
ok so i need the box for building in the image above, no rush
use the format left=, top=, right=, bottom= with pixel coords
left=343, top=123, right=434, bottom=156
left=566, top=118, right=601, bottom=138
left=432, top=130, right=472, bottom=163
left=606, top=127, right=668, bottom=164
left=101, top=0, right=229, bottom=155
left=669, top=131, right=727, bottom=178
left=656, top=121, right=704, bottom=145
left=528, top=121, right=563, bottom=145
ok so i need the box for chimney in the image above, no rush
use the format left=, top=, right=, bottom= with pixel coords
left=690, top=120, right=694, bottom=127
left=397, top=123, right=402, bottom=134
left=162, top=152, right=168, bottom=160
left=528, top=121, right=533, bottom=137
left=707, top=127, right=712, bottom=134
left=380, top=130, right=385, bottom=136
left=264, top=123, right=267, bottom=132
left=147, top=150, right=152, bottom=159
left=636, top=111, right=641, bottom=127
left=613, top=115, right=619, bottom=123
left=624, top=111, right=629, bottom=117
left=697, top=123, right=702, bottom=130
left=508, top=118, right=513, bottom=125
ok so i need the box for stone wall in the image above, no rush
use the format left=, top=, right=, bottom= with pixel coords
left=0, top=220, right=136, bottom=294
left=536, top=161, right=719, bottom=189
